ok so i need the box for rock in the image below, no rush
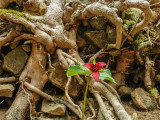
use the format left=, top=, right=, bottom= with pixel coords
left=131, top=88, right=157, bottom=110
left=84, top=30, right=108, bottom=48
left=2, top=46, right=28, bottom=74
left=77, top=35, right=86, bottom=48
left=10, top=41, right=20, bottom=49
left=48, top=61, right=82, bottom=97
left=0, top=84, right=15, bottom=98
left=124, top=8, right=142, bottom=21
left=22, top=45, right=31, bottom=52
left=89, top=16, right=106, bottom=30
left=118, top=86, right=134, bottom=97
left=155, top=74, right=160, bottom=82
left=106, top=25, right=116, bottom=44
left=41, top=99, right=66, bottom=116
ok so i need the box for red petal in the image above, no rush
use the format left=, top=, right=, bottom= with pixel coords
left=92, top=71, right=100, bottom=82
left=95, top=62, right=106, bottom=70
left=83, top=63, right=94, bottom=70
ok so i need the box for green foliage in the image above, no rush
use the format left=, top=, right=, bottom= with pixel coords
left=150, top=88, right=159, bottom=98
left=99, top=69, right=116, bottom=83
left=123, top=20, right=136, bottom=33
left=133, top=31, right=148, bottom=48
left=67, top=65, right=91, bottom=76
left=93, top=59, right=96, bottom=65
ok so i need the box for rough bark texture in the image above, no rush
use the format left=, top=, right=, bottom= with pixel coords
left=0, top=0, right=159, bottom=120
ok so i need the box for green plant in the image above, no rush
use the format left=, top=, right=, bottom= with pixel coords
left=67, top=59, right=116, bottom=120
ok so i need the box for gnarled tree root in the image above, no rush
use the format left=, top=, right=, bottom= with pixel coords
left=3, top=42, right=47, bottom=120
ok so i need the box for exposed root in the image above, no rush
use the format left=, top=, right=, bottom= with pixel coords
left=0, top=77, right=16, bottom=83
left=22, top=81, right=81, bottom=118
left=92, top=91, right=114, bottom=120
left=65, top=77, right=82, bottom=119
left=92, top=81, right=132, bottom=120
left=119, top=0, right=152, bottom=38
left=144, top=56, right=154, bottom=90
left=86, top=99, right=96, bottom=120
left=69, top=2, right=123, bottom=49
left=100, top=80, right=121, bottom=102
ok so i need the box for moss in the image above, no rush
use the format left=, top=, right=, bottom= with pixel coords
left=150, top=88, right=159, bottom=98
left=133, top=31, right=147, bottom=48
left=124, top=9, right=141, bottom=21
left=0, top=9, right=31, bottom=20
left=123, top=20, right=136, bottom=33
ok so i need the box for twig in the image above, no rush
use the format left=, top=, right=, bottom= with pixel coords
left=65, top=77, right=82, bottom=119
left=150, top=2, right=160, bottom=7
left=62, top=51, right=81, bottom=65
left=86, top=99, right=96, bottom=120
left=0, top=77, right=16, bottom=83
left=47, top=53, right=54, bottom=69
left=89, top=49, right=104, bottom=63
left=23, top=81, right=55, bottom=101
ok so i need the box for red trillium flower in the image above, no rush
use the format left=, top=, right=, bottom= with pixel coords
left=83, top=61, right=106, bottom=82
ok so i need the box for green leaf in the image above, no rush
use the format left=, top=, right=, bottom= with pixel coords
left=93, top=59, right=96, bottom=65
left=99, top=69, right=111, bottom=75
left=99, top=69, right=116, bottom=83
left=67, top=65, right=91, bottom=76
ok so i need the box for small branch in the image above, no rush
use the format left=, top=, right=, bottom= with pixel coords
left=62, top=51, right=81, bottom=65
left=65, top=77, right=82, bottom=119
left=0, top=77, right=16, bottom=83
left=150, top=2, right=160, bottom=7
left=22, top=81, right=55, bottom=101
left=89, top=49, right=104, bottom=63
left=86, top=99, right=96, bottom=120
left=56, top=49, right=69, bottom=69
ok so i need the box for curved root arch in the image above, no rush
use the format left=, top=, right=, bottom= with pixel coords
left=70, top=2, right=123, bottom=49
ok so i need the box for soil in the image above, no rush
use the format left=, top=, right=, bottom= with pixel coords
left=122, top=102, right=160, bottom=120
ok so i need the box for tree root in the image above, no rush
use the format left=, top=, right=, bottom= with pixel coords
left=92, top=91, right=114, bottom=120
left=144, top=56, right=155, bottom=90
left=3, top=42, right=48, bottom=120
left=119, top=0, right=152, bottom=38
left=0, top=77, right=16, bottom=83
left=68, top=1, right=123, bottom=49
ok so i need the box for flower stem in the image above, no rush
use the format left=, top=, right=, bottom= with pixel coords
left=82, top=74, right=90, bottom=120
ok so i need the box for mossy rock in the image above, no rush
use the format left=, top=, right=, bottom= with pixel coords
left=124, top=8, right=142, bottom=21
left=123, top=20, right=136, bottom=33
left=106, top=26, right=116, bottom=44
left=84, top=30, right=108, bottom=48
left=133, top=31, right=148, bottom=48
left=89, top=16, right=107, bottom=30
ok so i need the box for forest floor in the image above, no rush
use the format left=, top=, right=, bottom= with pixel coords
left=123, top=102, right=160, bottom=120
left=0, top=101, right=160, bottom=120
